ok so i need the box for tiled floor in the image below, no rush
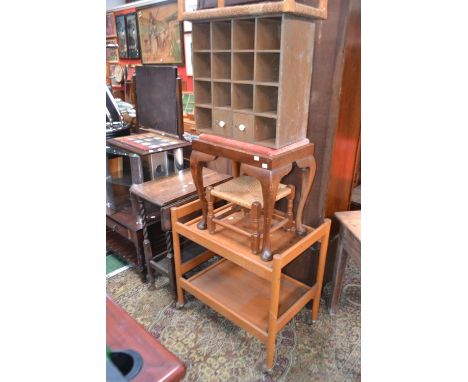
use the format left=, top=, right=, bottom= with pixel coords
left=107, top=259, right=360, bottom=382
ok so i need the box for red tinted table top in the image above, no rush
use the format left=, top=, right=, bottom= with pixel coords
left=106, top=296, right=186, bottom=382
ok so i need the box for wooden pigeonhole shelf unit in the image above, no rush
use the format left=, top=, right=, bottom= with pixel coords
left=190, top=14, right=317, bottom=148
left=171, top=199, right=331, bottom=369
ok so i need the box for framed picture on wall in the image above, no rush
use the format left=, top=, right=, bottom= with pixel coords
left=106, top=13, right=116, bottom=37
left=116, top=15, right=128, bottom=59
left=137, top=2, right=183, bottom=65
left=184, top=33, right=193, bottom=76
left=106, top=38, right=119, bottom=63
left=125, top=13, right=140, bottom=59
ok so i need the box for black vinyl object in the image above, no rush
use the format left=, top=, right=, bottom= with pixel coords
left=135, top=66, right=182, bottom=137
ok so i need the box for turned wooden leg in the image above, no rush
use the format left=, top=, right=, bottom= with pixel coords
left=190, top=149, right=216, bottom=230
left=295, top=154, right=317, bottom=236
left=206, top=186, right=215, bottom=234
left=286, top=184, right=295, bottom=231
left=242, top=163, right=292, bottom=261
left=165, top=231, right=177, bottom=293
left=136, top=195, right=155, bottom=291
left=312, top=220, right=331, bottom=321
left=250, top=201, right=261, bottom=254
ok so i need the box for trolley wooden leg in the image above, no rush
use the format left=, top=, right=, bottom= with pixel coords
left=172, top=228, right=184, bottom=308
left=312, top=222, right=331, bottom=321
left=266, top=256, right=282, bottom=369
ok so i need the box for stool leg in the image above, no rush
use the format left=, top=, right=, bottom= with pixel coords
left=286, top=184, right=295, bottom=231
left=250, top=201, right=261, bottom=254
left=206, top=186, right=215, bottom=234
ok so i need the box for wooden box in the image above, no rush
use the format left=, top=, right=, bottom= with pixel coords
left=192, top=15, right=316, bottom=148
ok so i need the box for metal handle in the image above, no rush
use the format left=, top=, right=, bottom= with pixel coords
left=218, top=120, right=226, bottom=128
left=238, top=124, right=246, bottom=132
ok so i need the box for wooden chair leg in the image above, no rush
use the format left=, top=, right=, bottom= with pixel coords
left=286, top=184, right=295, bottom=231
left=250, top=201, right=261, bottom=254
left=206, top=186, right=215, bottom=234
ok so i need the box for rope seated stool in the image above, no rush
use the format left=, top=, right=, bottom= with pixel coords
left=205, top=174, right=295, bottom=254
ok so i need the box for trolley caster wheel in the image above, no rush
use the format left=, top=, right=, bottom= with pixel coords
left=260, top=364, right=274, bottom=375
left=175, top=302, right=184, bottom=309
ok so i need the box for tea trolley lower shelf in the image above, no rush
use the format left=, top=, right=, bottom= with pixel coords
left=171, top=199, right=331, bottom=370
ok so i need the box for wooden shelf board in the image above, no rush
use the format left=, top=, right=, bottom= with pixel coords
left=212, top=78, right=231, bottom=83
left=255, top=111, right=277, bottom=119
left=212, top=49, right=231, bottom=53
left=213, top=106, right=231, bottom=111
left=233, top=49, right=255, bottom=53
left=232, top=80, right=254, bottom=85
left=254, top=138, right=277, bottom=148
left=256, top=81, right=279, bottom=87
left=195, top=103, right=212, bottom=109
left=233, top=108, right=254, bottom=114
left=186, top=259, right=309, bottom=334
left=194, top=77, right=211, bottom=82
left=256, top=49, right=281, bottom=53
left=193, top=49, right=211, bottom=52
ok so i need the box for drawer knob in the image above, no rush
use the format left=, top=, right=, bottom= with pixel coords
left=238, top=124, right=246, bottom=132
left=218, top=120, right=226, bottom=128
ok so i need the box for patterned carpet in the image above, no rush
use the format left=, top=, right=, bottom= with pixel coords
left=106, top=259, right=360, bottom=382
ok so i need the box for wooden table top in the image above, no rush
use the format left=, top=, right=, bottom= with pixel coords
left=130, top=168, right=231, bottom=207
left=335, top=210, right=361, bottom=242
left=106, top=296, right=186, bottom=382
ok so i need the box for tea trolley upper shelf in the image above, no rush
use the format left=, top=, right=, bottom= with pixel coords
left=178, top=0, right=328, bottom=21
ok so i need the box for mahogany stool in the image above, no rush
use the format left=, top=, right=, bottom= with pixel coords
left=190, top=134, right=316, bottom=261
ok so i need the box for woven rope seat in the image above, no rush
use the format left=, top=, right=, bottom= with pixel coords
left=210, top=175, right=291, bottom=209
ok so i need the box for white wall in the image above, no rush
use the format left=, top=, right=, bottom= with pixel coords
left=106, top=0, right=126, bottom=11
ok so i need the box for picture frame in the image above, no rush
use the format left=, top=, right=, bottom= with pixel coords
left=106, top=13, right=116, bottom=37
left=125, top=13, right=140, bottom=59
left=116, top=14, right=128, bottom=59
left=106, top=38, right=119, bottom=63
left=184, top=33, right=193, bottom=76
left=137, top=2, right=184, bottom=65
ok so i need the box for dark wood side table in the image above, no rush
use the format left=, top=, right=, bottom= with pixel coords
left=328, top=210, right=361, bottom=314
left=130, top=167, right=231, bottom=291
left=190, top=136, right=316, bottom=261
left=106, top=296, right=186, bottom=382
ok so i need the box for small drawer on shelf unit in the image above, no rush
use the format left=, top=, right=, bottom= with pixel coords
left=212, top=52, right=231, bottom=80
left=212, top=109, right=233, bottom=137
left=256, top=17, right=282, bottom=50
left=194, top=80, right=212, bottom=105
left=232, top=83, right=253, bottom=112
left=192, top=22, right=211, bottom=50
left=233, top=19, right=255, bottom=50
left=232, top=113, right=255, bottom=142
left=232, top=52, right=254, bottom=81
left=255, top=52, right=280, bottom=83
left=212, top=20, right=232, bottom=50
left=193, top=52, right=211, bottom=78
left=195, top=107, right=213, bottom=131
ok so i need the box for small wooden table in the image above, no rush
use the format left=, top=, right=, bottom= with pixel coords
left=328, top=210, right=361, bottom=314
left=190, top=137, right=316, bottom=261
left=130, top=168, right=231, bottom=291
left=106, top=296, right=186, bottom=382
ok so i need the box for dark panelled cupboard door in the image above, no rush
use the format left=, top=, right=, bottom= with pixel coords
left=135, top=66, right=179, bottom=136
